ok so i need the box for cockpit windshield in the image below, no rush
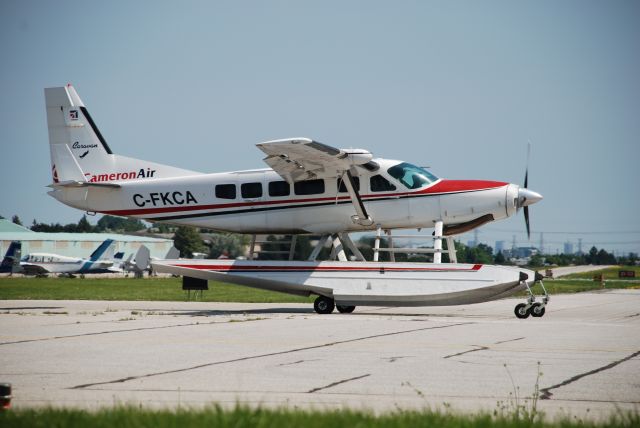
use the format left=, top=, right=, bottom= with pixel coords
left=387, top=162, right=438, bottom=189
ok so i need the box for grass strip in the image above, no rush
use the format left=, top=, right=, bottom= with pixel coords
left=560, top=266, right=640, bottom=280
left=0, top=276, right=313, bottom=303
left=1, top=405, right=638, bottom=428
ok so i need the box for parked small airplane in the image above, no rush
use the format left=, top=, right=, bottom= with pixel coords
left=43, top=84, right=546, bottom=317
left=0, top=241, right=22, bottom=274
left=113, top=245, right=179, bottom=277
left=20, top=239, right=116, bottom=276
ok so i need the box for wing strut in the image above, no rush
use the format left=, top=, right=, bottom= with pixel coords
left=342, top=171, right=374, bottom=226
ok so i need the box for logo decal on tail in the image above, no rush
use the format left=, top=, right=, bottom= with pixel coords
left=72, top=141, right=98, bottom=150
left=52, top=165, right=59, bottom=183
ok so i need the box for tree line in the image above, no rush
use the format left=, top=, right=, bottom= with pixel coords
left=3, top=214, right=636, bottom=265
left=4, top=213, right=146, bottom=233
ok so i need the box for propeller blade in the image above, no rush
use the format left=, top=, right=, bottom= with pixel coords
left=523, top=142, right=531, bottom=239
left=524, top=142, right=530, bottom=189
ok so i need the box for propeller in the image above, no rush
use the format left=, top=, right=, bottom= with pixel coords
left=516, top=143, right=542, bottom=240
left=524, top=144, right=530, bottom=239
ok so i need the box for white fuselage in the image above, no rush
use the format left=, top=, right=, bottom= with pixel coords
left=49, top=158, right=519, bottom=234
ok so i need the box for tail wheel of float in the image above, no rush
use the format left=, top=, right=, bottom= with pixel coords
left=314, top=296, right=335, bottom=314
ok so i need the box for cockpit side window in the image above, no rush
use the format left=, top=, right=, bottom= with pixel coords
left=370, top=175, right=396, bottom=192
left=387, top=162, right=438, bottom=189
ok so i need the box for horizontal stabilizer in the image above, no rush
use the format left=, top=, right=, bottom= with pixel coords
left=48, top=180, right=121, bottom=189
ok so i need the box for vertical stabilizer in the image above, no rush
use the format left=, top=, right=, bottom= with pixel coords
left=89, top=239, right=115, bottom=261
left=134, top=246, right=151, bottom=271
left=165, top=246, right=180, bottom=259
left=44, top=84, right=200, bottom=185
left=0, top=242, right=22, bottom=273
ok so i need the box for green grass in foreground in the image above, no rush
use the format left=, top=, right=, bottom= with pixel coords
left=1, top=406, right=638, bottom=428
left=0, top=276, right=314, bottom=303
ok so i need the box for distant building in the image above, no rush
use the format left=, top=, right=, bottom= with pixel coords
left=503, top=246, right=538, bottom=259
left=563, top=241, right=574, bottom=255
left=495, top=240, right=505, bottom=254
left=0, top=219, right=174, bottom=260
left=502, top=246, right=540, bottom=266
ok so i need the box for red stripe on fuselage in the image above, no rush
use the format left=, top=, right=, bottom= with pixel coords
left=103, top=179, right=507, bottom=217
left=169, top=263, right=483, bottom=272
left=419, top=180, right=507, bottom=195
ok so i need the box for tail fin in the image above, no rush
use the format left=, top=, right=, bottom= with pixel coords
left=1, top=241, right=22, bottom=273
left=165, top=246, right=180, bottom=259
left=134, top=246, right=151, bottom=271
left=89, top=239, right=115, bottom=261
left=44, top=84, right=200, bottom=185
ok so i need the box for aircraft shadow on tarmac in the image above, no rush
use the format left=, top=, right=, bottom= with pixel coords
left=131, top=307, right=490, bottom=318
left=0, top=306, right=65, bottom=311
left=137, top=307, right=316, bottom=317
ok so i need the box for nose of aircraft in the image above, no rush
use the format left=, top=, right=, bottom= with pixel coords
left=518, top=188, right=543, bottom=208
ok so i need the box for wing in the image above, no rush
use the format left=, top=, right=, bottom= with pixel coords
left=20, top=263, right=49, bottom=275
left=256, top=138, right=378, bottom=226
left=256, top=138, right=376, bottom=182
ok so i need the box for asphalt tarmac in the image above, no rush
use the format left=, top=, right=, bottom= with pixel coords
left=1, top=290, right=639, bottom=420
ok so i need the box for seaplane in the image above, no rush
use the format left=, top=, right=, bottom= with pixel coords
left=43, top=84, right=546, bottom=318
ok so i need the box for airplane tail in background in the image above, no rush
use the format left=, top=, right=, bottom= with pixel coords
left=0, top=241, right=22, bottom=273
left=165, top=246, right=180, bottom=259
left=89, top=239, right=115, bottom=261
left=134, top=246, right=151, bottom=272
left=44, top=84, right=200, bottom=185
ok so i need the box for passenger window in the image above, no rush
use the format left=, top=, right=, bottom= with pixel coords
left=268, top=181, right=290, bottom=197
left=294, top=179, right=325, bottom=195
left=370, top=175, right=397, bottom=192
left=215, top=184, right=236, bottom=200
left=337, top=177, right=360, bottom=193
left=241, top=182, right=263, bottom=199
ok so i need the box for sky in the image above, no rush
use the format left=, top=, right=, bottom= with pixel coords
left=1, top=1, right=639, bottom=255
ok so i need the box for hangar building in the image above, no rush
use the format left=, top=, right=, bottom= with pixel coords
left=0, top=219, right=175, bottom=260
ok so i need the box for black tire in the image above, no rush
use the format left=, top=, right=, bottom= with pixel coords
left=336, top=305, right=356, bottom=314
left=514, top=303, right=530, bottom=319
left=530, top=303, right=545, bottom=317
left=314, top=296, right=335, bottom=314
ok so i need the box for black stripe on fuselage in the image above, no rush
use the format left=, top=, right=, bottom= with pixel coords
left=146, top=187, right=492, bottom=222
